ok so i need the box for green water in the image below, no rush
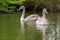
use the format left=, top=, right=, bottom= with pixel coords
left=0, top=12, right=60, bottom=40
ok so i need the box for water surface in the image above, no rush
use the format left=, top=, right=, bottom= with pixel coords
left=0, top=12, right=60, bottom=40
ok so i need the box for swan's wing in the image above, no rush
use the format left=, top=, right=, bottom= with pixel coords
left=36, top=17, right=49, bottom=31
left=24, top=14, right=40, bottom=26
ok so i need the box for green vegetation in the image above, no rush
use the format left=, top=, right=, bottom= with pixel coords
left=0, top=0, right=60, bottom=13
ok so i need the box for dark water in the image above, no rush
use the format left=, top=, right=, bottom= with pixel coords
left=46, top=12, right=60, bottom=40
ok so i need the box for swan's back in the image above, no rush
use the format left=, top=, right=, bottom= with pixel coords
left=25, top=14, right=39, bottom=21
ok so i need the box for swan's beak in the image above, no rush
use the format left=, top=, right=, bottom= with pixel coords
left=18, top=7, right=22, bottom=11
left=43, top=11, right=48, bottom=14
left=18, top=6, right=25, bottom=11
left=45, top=11, right=48, bottom=14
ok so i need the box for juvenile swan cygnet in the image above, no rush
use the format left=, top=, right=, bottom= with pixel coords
left=18, top=5, right=40, bottom=34
left=36, top=8, right=49, bottom=40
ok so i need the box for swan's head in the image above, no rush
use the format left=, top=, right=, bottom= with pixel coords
left=18, top=5, right=25, bottom=11
left=42, top=8, right=48, bottom=14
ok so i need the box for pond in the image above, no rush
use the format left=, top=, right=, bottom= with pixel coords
left=0, top=12, right=60, bottom=40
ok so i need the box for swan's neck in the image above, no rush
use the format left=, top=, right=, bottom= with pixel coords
left=42, top=12, right=46, bottom=18
left=21, top=8, right=25, bottom=20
